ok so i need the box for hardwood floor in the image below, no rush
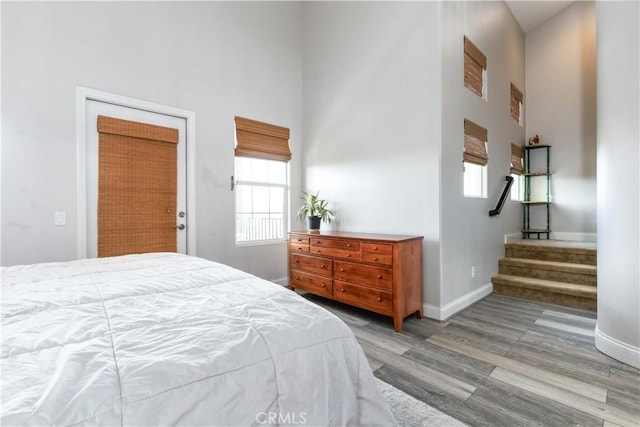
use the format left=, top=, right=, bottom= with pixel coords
left=303, top=293, right=640, bottom=426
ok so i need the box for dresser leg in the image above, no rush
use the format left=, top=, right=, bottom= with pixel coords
left=416, top=308, right=423, bottom=319
left=393, top=317, right=403, bottom=332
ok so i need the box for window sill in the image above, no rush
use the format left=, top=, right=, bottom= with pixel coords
left=235, top=239, right=287, bottom=248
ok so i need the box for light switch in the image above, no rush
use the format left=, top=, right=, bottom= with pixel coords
left=54, top=211, right=66, bottom=226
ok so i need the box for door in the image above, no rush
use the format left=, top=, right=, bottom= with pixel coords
left=85, top=100, right=187, bottom=257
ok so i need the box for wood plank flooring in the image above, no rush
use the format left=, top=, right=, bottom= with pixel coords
left=303, top=293, right=640, bottom=426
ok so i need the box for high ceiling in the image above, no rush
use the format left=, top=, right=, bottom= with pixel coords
left=505, top=1, right=575, bottom=33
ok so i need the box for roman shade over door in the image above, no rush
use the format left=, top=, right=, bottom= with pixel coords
left=97, top=115, right=179, bottom=257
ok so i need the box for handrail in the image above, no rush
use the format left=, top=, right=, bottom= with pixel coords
left=489, top=175, right=514, bottom=217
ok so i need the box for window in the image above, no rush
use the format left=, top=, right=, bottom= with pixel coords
left=234, top=116, right=290, bottom=244
left=510, top=143, right=524, bottom=201
left=510, top=174, right=524, bottom=201
left=510, top=83, right=523, bottom=125
left=463, top=119, right=488, bottom=198
left=464, top=36, right=487, bottom=99
left=464, top=162, right=488, bottom=198
left=235, top=157, right=288, bottom=243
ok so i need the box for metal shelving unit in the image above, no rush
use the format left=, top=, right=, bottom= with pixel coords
left=522, top=145, right=551, bottom=239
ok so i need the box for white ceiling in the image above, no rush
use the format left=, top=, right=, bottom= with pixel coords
left=505, top=1, right=575, bottom=33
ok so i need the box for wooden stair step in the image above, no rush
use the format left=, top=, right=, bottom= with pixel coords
left=505, top=241, right=596, bottom=265
left=498, top=257, right=597, bottom=286
left=491, top=274, right=596, bottom=311
left=492, top=274, right=596, bottom=297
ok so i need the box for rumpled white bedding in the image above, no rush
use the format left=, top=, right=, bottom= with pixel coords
left=1, top=253, right=396, bottom=426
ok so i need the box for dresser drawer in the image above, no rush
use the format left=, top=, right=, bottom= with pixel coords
left=334, top=281, right=392, bottom=314
left=290, top=270, right=332, bottom=297
left=362, top=243, right=392, bottom=255
left=361, top=252, right=393, bottom=266
left=310, top=238, right=360, bottom=251
left=311, top=247, right=361, bottom=261
left=289, top=236, right=310, bottom=245
left=290, top=254, right=332, bottom=277
left=289, top=243, right=310, bottom=253
left=334, top=261, right=392, bottom=290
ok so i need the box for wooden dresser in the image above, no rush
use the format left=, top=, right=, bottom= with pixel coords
left=288, top=231, right=423, bottom=332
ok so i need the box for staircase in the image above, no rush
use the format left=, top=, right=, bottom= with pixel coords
left=491, top=240, right=597, bottom=311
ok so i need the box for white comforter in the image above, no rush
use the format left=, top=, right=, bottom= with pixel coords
left=1, top=253, right=395, bottom=426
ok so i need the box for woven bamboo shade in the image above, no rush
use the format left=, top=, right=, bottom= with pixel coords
left=97, top=115, right=178, bottom=258
left=510, top=143, right=524, bottom=175
left=464, top=36, right=487, bottom=97
left=511, top=83, right=523, bottom=124
left=464, top=119, right=488, bottom=166
left=234, top=116, right=291, bottom=162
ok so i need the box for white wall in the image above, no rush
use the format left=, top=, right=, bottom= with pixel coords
left=439, top=1, right=525, bottom=315
left=301, top=2, right=442, bottom=307
left=302, top=1, right=525, bottom=318
left=525, top=1, right=597, bottom=240
left=595, top=1, right=640, bottom=368
left=1, top=1, right=302, bottom=282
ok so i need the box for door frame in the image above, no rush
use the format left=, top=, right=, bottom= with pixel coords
left=76, top=87, right=197, bottom=258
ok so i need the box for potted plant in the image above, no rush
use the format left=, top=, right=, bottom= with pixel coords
left=297, top=191, right=334, bottom=230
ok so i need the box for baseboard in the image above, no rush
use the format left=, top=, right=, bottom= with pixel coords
left=272, top=277, right=289, bottom=287
left=550, top=232, right=597, bottom=242
left=424, top=283, right=493, bottom=321
left=504, top=232, right=521, bottom=243
left=595, top=324, right=640, bottom=369
left=595, top=323, right=640, bottom=369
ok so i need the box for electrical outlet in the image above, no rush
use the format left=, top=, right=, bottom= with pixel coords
left=54, top=211, right=66, bottom=226
left=471, top=266, right=476, bottom=279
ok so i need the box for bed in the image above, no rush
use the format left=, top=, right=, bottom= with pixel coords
left=1, top=252, right=396, bottom=426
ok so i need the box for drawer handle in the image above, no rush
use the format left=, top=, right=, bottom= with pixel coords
left=315, top=241, right=321, bottom=244
left=373, top=247, right=378, bottom=251
left=346, top=243, right=352, bottom=247
left=321, top=264, right=325, bottom=268
left=373, top=257, right=378, bottom=261
left=377, top=274, right=382, bottom=279
left=316, top=249, right=321, bottom=253
left=298, top=247, right=303, bottom=251
left=377, top=297, right=382, bottom=302
left=295, top=260, right=300, bottom=263
left=296, top=277, right=300, bottom=280
left=340, top=268, right=345, bottom=272
left=347, top=254, right=351, bottom=258
left=321, top=283, right=326, bottom=288
left=340, top=288, right=345, bottom=292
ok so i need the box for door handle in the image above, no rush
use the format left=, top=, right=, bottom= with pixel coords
left=175, top=224, right=185, bottom=230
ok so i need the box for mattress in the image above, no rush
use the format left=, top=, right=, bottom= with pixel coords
left=1, top=252, right=396, bottom=426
